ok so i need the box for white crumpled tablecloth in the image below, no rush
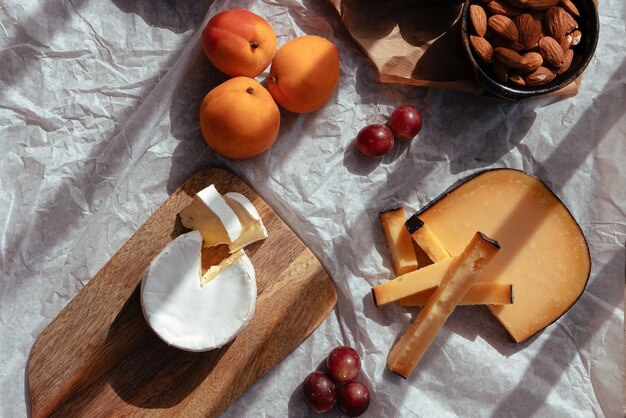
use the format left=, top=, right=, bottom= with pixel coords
left=1, top=0, right=624, bottom=417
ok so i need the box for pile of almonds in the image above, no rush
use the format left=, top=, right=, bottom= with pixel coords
left=468, top=0, right=583, bottom=87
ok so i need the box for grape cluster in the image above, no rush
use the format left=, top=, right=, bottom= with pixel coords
left=301, top=346, right=371, bottom=416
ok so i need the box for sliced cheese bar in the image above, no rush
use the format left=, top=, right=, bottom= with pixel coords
left=380, top=207, right=418, bottom=276
left=372, top=255, right=513, bottom=307
left=372, top=257, right=454, bottom=306
left=387, top=232, right=500, bottom=378
left=399, top=282, right=513, bottom=306
left=406, top=216, right=450, bottom=263
left=412, top=169, right=591, bottom=343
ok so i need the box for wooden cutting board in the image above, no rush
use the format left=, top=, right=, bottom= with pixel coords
left=28, top=168, right=337, bottom=418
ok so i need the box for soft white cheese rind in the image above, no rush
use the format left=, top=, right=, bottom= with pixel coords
left=178, top=185, right=242, bottom=247
left=140, top=230, right=256, bottom=352
left=224, top=192, right=268, bottom=252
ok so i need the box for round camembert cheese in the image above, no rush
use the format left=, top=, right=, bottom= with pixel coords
left=140, top=230, right=256, bottom=352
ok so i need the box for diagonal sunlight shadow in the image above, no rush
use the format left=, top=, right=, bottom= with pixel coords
left=534, top=58, right=626, bottom=194
left=360, top=59, right=626, bottom=416
left=0, top=0, right=85, bottom=104
left=15, top=3, right=212, bottom=416
left=488, top=58, right=626, bottom=417
left=5, top=0, right=213, bottom=295
left=489, top=249, right=624, bottom=418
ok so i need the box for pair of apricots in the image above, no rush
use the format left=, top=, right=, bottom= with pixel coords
left=199, top=9, right=340, bottom=159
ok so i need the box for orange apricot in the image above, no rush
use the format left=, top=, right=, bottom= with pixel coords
left=202, top=9, right=277, bottom=77
left=268, top=36, right=340, bottom=113
left=199, top=77, right=280, bottom=159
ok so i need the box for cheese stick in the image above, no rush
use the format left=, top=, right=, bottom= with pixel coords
left=380, top=207, right=419, bottom=276
left=372, top=257, right=454, bottom=307
left=387, top=232, right=500, bottom=378
left=399, top=282, right=513, bottom=306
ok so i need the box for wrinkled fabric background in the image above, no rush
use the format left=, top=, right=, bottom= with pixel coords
left=1, top=0, right=624, bottom=417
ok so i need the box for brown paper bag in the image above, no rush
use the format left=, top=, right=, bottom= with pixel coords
left=329, top=0, right=581, bottom=98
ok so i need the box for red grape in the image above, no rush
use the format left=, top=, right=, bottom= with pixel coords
left=389, top=105, right=422, bottom=140
left=356, top=124, right=394, bottom=157
left=338, top=382, right=370, bottom=417
left=302, top=371, right=336, bottom=413
left=327, top=346, right=361, bottom=383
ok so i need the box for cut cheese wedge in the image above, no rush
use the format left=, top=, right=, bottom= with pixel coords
left=406, top=216, right=450, bottom=263
left=201, top=248, right=249, bottom=285
left=224, top=192, right=268, bottom=253
left=387, top=232, right=500, bottom=378
left=178, top=185, right=242, bottom=247
left=379, top=207, right=418, bottom=276
left=399, top=282, right=513, bottom=306
left=372, top=257, right=454, bottom=306
left=411, top=169, right=591, bottom=343
left=141, top=231, right=256, bottom=352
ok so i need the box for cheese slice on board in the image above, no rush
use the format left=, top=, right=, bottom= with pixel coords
left=141, top=231, right=256, bottom=352
left=399, top=282, right=513, bottom=306
left=178, top=185, right=242, bottom=247
left=224, top=192, right=268, bottom=252
left=379, top=207, right=419, bottom=275
left=387, top=232, right=500, bottom=378
left=409, top=169, right=591, bottom=343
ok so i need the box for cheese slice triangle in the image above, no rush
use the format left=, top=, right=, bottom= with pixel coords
left=224, top=192, right=268, bottom=253
left=178, top=185, right=242, bottom=247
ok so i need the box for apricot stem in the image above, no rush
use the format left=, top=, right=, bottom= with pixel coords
left=269, top=76, right=277, bottom=84
left=250, top=41, right=259, bottom=49
left=246, top=87, right=254, bottom=95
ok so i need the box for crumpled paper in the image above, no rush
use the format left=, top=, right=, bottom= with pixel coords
left=0, top=0, right=624, bottom=417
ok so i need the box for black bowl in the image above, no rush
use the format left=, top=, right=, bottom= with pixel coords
left=460, top=0, right=599, bottom=100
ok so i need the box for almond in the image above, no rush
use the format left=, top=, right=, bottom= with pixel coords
left=570, top=29, right=582, bottom=46
left=546, top=6, right=578, bottom=40
left=516, top=14, right=543, bottom=50
left=521, top=51, right=544, bottom=72
left=491, top=61, right=509, bottom=84
left=470, top=5, right=488, bottom=37
left=560, top=34, right=573, bottom=52
left=486, top=0, right=521, bottom=17
left=560, top=0, right=580, bottom=18
left=527, top=0, right=559, bottom=10
left=489, top=15, right=520, bottom=41
left=558, top=48, right=574, bottom=74
left=470, top=35, right=495, bottom=63
left=509, top=73, right=526, bottom=86
left=495, top=47, right=528, bottom=69
left=491, top=36, right=525, bottom=52
left=525, top=66, right=557, bottom=85
left=538, top=36, right=565, bottom=67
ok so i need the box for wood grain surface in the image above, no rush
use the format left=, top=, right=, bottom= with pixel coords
left=27, top=168, right=337, bottom=418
